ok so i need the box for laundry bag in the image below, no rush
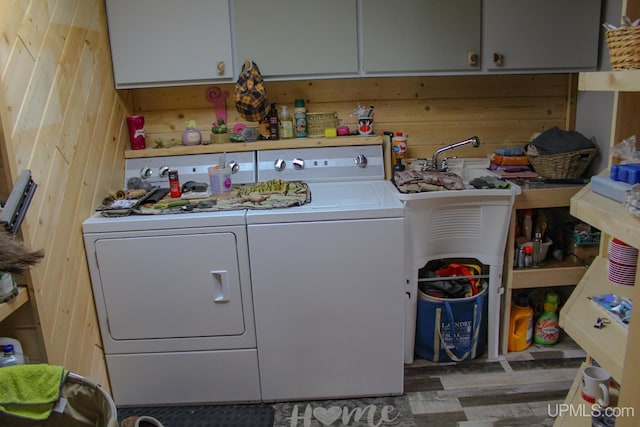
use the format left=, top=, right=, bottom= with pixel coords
left=415, top=282, right=488, bottom=363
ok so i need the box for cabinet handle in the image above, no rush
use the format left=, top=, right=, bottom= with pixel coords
left=493, top=53, right=504, bottom=67
left=467, top=52, right=479, bottom=67
left=216, top=61, right=225, bottom=75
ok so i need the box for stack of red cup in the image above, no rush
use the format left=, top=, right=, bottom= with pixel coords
left=608, top=238, right=638, bottom=286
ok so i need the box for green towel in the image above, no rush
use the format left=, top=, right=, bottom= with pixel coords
left=0, top=364, right=67, bottom=420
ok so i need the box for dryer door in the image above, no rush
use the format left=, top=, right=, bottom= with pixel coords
left=95, top=231, right=245, bottom=341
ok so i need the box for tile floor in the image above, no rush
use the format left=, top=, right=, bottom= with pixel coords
left=404, top=333, right=586, bottom=427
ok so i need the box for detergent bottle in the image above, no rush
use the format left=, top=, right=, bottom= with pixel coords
left=508, top=294, right=534, bottom=352
left=534, top=292, right=560, bottom=345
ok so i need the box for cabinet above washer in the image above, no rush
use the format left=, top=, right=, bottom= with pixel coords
left=233, top=0, right=359, bottom=78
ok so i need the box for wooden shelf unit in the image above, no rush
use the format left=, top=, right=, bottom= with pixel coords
left=555, top=24, right=640, bottom=422
left=500, top=185, right=587, bottom=354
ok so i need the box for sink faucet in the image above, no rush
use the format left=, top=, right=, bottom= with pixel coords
left=424, top=136, right=481, bottom=172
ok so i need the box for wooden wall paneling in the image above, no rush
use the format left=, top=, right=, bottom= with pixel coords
left=136, top=74, right=574, bottom=161
left=0, top=1, right=28, bottom=80
left=0, top=0, right=121, bottom=386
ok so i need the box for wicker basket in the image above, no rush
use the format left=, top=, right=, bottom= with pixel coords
left=306, top=112, right=337, bottom=137
left=528, top=146, right=598, bottom=179
left=606, top=26, right=640, bottom=70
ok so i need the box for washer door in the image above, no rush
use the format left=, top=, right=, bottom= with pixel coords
left=95, top=232, right=245, bottom=340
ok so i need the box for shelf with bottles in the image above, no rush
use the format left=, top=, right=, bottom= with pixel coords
left=511, top=206, right=593, bottom=281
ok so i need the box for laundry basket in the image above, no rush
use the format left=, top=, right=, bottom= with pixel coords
left=0, top=369, right=119, bottom=427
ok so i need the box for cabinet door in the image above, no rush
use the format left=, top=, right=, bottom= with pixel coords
left=233, top=0, right=358, bottom=76
left=361, top=0, right=481, bottom=73
left=483, top=0, right=601, bottom=71
left=105, top=0, right=233, bottom=88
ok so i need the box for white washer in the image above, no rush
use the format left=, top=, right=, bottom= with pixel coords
left=246, top=145, right=406, bottom=401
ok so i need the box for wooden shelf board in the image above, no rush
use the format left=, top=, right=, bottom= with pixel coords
left=125, top=135, right=383, bottom=158
left=578, top=70, right=640, bottom=92
left=0, top=287, right=29, bottom=322
left=570, top=184, right=640, bottom=249
left=511, top=262, right=586, bottom=289
left=559, top=257, right=634, bottom=382
left=515, top=186, right=583, bottom=209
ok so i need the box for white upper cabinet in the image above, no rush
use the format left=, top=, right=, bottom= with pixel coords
left=361, top=0, right=482, bottom=74
left=483, top=0, right=601, bottom=71
left=105, top=0, right=234, bottom=88
left=233, top=0, right=359, bottom=78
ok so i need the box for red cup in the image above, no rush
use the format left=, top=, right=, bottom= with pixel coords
left=126, top=116, right=146, bottom=150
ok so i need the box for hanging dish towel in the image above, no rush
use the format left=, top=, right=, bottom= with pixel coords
left=234, top=60, right=269, bottom=122
left=0, top=364, right=67, bottom=420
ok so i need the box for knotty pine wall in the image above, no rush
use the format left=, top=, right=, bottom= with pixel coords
left=0, top=0, right=131, bottom=388
left=134, top=73, right=577, bottom=160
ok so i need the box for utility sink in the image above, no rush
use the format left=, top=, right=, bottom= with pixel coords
left=396, top=158, right=521, bottom=362
left=396, top=158, right=522, bottom=199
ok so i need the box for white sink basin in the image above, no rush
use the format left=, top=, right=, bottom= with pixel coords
left=396, top=158, right=521, bottom=200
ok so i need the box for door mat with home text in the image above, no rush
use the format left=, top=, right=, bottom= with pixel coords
left=272, top=395, right=416, bottom=427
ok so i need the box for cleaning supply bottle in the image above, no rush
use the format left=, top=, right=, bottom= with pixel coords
left=534, top=292, right=560, bottom=345
left=279, top=105, right=294, bottom=139
left=508, top=294, right=534, bottom=352
left=294, top=99, right=307, bottom=138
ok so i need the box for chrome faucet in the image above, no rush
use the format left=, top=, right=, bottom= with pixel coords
left=423, top=136, right=481, bottom=172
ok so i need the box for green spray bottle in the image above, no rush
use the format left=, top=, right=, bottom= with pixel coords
left=534, top=292, right=560, bottom=345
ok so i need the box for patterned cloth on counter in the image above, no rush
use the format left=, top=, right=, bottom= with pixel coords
left=136, top=179, right=311, bottom=214
left=393, top=170, right=464, bottom=193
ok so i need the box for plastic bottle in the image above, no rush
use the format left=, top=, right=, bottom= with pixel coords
left=279, top=105, right=294, bottom=139
left=524, top=246, right=533, bottom=268
left=294, top=99, right=307, bottom=138
left=532, top=229, right=543, bottom=267
left=516, top=247, right=525, bottom=269
left=508, top=294, right=534, bottom=352
left=522, top=209, right=533, bottom=242
left=268, top=103, right=279, bottom=140
left=534, top=292, right=560, bottom=345
left=0, top=344, right=19, bottom=367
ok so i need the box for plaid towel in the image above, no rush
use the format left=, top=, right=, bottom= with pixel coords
left=235, top=61, right=269, bottom=122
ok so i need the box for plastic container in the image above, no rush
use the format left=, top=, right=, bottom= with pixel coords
left=294, top=99, right=307, bottom=138
left=534, top=292, right=560, bottom=345
left=508, top=294, right=534, bottom=352
left=0, top=344, right=20, bottom=367
left=279, top=105, right=293, bottom=139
